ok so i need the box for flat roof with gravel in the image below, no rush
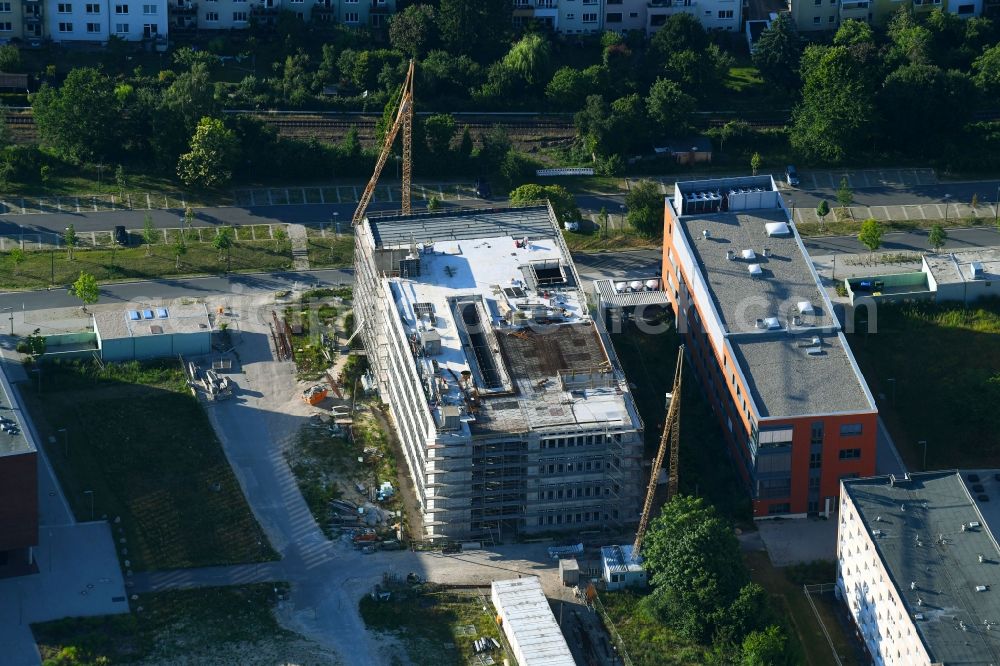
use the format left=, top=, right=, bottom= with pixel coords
left=925, top=247, right=1000, bottom=285
left=94, top=302, right=212, bottom=340
left=843, top=471, right=1000, bottom=665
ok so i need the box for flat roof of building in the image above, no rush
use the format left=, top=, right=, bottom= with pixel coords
left=843, top=471, right=1000, bottom=665
left=729, top=331, right=873, bottom=417
left=925, top=247, right=1000, bottom=286
left=0, top=360, right=34, bottom=458
left=678, top=208, right=833, bottom=334
left=491, top=577, right=575, bottom=666
left=377, top=207, right=639, bottom=437
left=368, top=206, right=559, bottom=249
left=94, top=302, right=212, bottom=340
left=601, top=544, right=644, bottom=574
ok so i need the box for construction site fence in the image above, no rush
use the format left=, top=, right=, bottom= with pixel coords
left=592, top=593, right=635, bottom=666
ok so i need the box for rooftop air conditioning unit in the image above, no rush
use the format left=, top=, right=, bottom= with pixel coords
left=762, top=248, right=772, bottom=257
left=726, top=249, right=735, bottom=261
left=972, top=261, right=984, bottom=279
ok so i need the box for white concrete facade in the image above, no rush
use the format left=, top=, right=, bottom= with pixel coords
left=46, top=0, right=167, bottom=42
left=558, top=0, right=603, bottom=34
left=646, top=0, right=742, bottom=34
left=187, top=0, right=393, bottom=31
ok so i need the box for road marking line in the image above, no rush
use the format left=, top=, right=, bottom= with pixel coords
left=146, top=193, right=151, bottom=210
left=75, top=197, right=80, bottom=213
left=901, top=206, right=909, bottom=220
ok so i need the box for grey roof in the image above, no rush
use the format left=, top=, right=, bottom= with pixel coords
left=368, top=206, right=558, bottom=249
left=925, top=246, right=1000, bottom=285
left=94, top=302, right=212, bottom=340
left=843, top=472, right=1000, bottom=665
left=728, top=331, right=873, bottom=417
left=594, top=278, right=670, bottom=308
left=679, top=208, right=833, bottom=334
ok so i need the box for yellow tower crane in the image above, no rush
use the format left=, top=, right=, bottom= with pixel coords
left=352, top=59, right=415, bottom=226
left=632, top=345, right=685, bottom=556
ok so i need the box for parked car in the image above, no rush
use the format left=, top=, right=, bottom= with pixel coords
left=114, top=225, right=129, bottom=246
left=785, top=165, right=800, bottom=187
left=380, top=539, right=404, bottom=551
left=475, top=178, right=491, bottom=199
left=564, top=220, right=580, bottom=232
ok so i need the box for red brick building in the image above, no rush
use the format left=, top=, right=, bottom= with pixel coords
left=661, top=176, right=877, bottom=517
left=0, top=365, right=38, bottom=574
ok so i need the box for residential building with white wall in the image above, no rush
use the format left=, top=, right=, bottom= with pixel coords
left=558, top=0, right=604, bottom=34
left=646, top=0, right=742, bottom=34
left=353, top=205, right=644, bottom=541
left=46, top=0, right=168, bottom=42
left=838, top=471, right=1000, bottom=665
left=175, top=0, right=394, bottom=33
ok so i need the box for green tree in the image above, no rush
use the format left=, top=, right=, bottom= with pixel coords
left=142, top=214, right=157, bottom=256
left=624, top=180, right=665, bottom=238
left=741, top=625, right=787, bottom=666
left=0, top=44, right=20, bottom=72
left=173, top=236, right=187, bottom=269
left=69, top=271, right=99, bottom=311
left=31, top=68, right=119, bottom=161
left=177, top=117, right=238, bottom=189
left=0, top=103, right=12, bottom=148
left=751, top=14, right=802, bottom=91
left=458, top=125, right=473, bottom=163
left=642, top=495, right=748, bottom=641
left=646, top=78, right=696, bottom=135
left=114, top=164, right=126, bottom=199
left=500, top=33, right=552, bottom=90
left=608, top=93, right=652, bottom=157
left=272, top=225, right=288, bottom=252
left=598, top=206, right=609, bottom=237
left=212, top=226, right=234, bottom=270
left=9, top=247, right=24, bottom=275
left=162, top=62, right=219, bottom=132
left=972, top=44, right=1000, bottom=97
left=650, top=13, right=708, bottom=65
left=389, top=4, right=437, bottom=59
left=816, top=200, right=830, bottom=228
left=858, top=218, right=883, bottom=255
left=791, top=45, right=877, bottom=163
left=423, top=113, right=456, bottom=160
left=887, top=5, right=931, bottom=66
left=836, top=176, right=853, bottom=211
left=437, top=0, right=512, bottom=62
left=427, top=196, right=441, bottom=211
left=20, top=328, right=46, bottom=360
left=928, top=224, right=947, bottom=252
left=879, top=64, right=972, bottom=155
left=750, top=152, right=761, bottom=176
left=509, top=184, right=580, bottom=228
left=834, top=19, right=875, bottom=46
left=546, top=67, right=598, bottom=111
left=64, top=224, right=77, bottom=260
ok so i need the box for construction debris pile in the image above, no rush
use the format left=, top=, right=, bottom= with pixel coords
left=185, top=360, right=234, bottom=400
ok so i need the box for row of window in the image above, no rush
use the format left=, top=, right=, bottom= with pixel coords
left=55, top=21, right=157, bottom=32
left=536, top=510, right=616, bottom=527
left=542, top=434, right=611, bottom=449
left=540, top=486, right=610, bottom=500
left=53, top=2, right=159, bottom=13
left=563, top=12, right=598, bottom=21
left=539, top=459, right=606, bottom=474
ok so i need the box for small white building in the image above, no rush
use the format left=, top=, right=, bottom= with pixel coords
left=93, top=302, right=212, bottom=361
left=601, top=544, right=647, bottom=590
left=491, top=577, right=575, bottom=666
left=923, top=247, right=1000, bottom=305
left=839, top=472, right=1000, bottom=666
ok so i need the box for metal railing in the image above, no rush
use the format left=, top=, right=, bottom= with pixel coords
left=803, top=583, right=844, bottom=666
left=592, top=593, right=635, bottom=666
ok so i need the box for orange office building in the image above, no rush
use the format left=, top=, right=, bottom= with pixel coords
left=661, top=176, right=878, bottom=518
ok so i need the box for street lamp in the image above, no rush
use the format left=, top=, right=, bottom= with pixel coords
left=58, top=428, right=68, bottom=458
left=333, top=212, right=340, bottom=238
left=943, top=194, right=952, bottom=226
left=19, top=224, right=23, bottom=249
left=83, top=489, right=94, bottom=521
left=619, top=204, right=626, bottom=234
left=919, top=440, right=929, bottom=471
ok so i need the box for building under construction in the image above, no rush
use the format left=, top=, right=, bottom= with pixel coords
left=353, top=205, right=644, bottom=541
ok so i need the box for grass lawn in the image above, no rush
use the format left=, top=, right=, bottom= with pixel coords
left=285, top=423, right=352, bottom=539
left=359, top=585, right=509, bottom=666
left=0, top=241, right=292, bottom=289
left=23, top=360, right=276, bottom=571
left=598, top=590, right=708, bottom=665
left=306, top=236, right=355, bottom=269
left=847, top=299, right=1000, bottom=469
left=2, top=170, right=229, bottom=208
left=31, top=584, right=311, bottom=665
left=609, top=324, right=751, bottom=522
left=563, top=229, right=659, bottom=253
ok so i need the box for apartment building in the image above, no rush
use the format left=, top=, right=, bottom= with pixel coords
left=791, top=0, right=983, bottom=32
left=513, top=0, right=740, bottom=35
left=0, top=0, right=168, bottom=42
left=0, top=362, right=38, bottom=576
left=838, top=471, right=1000, bottom=665
left=354, top=205, right=644, bottom=541
left=661, top=176, right=878, bottom=518
left=178, top=0, right=394, bottom=32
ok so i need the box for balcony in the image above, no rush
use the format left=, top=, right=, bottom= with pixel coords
left=171, top=0, right=197, bottom=14
left=369, top=0, right=391, bottom=12
left=311, top=2, right=334, bottom=13
left=251, top=3, right=279, bottom=13
left=839, top=0, right=869, bottom=17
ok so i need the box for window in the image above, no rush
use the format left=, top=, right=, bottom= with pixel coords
left=57, top=3, right=72, bottom=12
left=86, top=21, right=100, bottom=31
left=811, top=422, right=824, bottom=446
left=758, top=427, right=793, bottom=447
left=115, top=3, right=128, bottom=13
left=0, top=3, right=12, bottom=11
left=143, top=22, right=157, bottom=36
left=768, top=503, right=791, bottom=515
left=205, top=10, right=217, bottom=20
left=809, top=452, right=822, bottom=469
left=115, top=22, right=128, bottom=32
left=629, top=11, right=638, bottom=16
left=583, top=12, right=597, bottom=22
left=344, top=0, right=357, bottom=2
left=606, top=12, right=622, bottom=22
left=829, top=15, right=835, bottom=21
left=142, top=3, right=156, bottom=13
left=85, top=2, right=99, bottom=11
left=565, top=13, right=574, bottom=19
left=840, top=423, right=863, bottom=437
left=813, top=15, right=820, bottom=23
left=839, top=448, right=862, bottom=460
left=718, top=9, right=733, bottom=17
left=344, top=10, right=358, bottom=21
left=758, top=477, right=791, bottom=499
left=0, top=21, right=10, bottom=30
left=58, top=21, right=73, bottom=31
left=809, top=476, right=821, bottom=489
left=957, top=2, right=973, bottom=11
left=232, top=10, right=247, bottom=21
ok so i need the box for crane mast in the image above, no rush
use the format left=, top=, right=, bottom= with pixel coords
left=632, top=345, right=685, bottom=555
left=352, top=59, right=415, bottom=226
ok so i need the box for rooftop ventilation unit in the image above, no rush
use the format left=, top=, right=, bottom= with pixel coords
left=977, top=585, right=989, bottom=593
left=748, top=263, right=762, bottom=277
left=702, top=229, right=711, bottom=240
left=763, top=317, right=781, bottom=330
left=806, top=346, right=823, bottom=356
left=972, top=261, right=985, bottom=279
left=971, top=521, right=982, bottom=529
left=762, top=248, right=772, bottom=258
left=872, top=528, right=883, bottom=537
left=726, top=249, right=735, bottom=261
left=741, top=249, right=756, bottom=260
left=811, top=336, right=822, bottom=346
left=797, top=301, right=815, bottom=315
left=128, top=311, right=140, bottom=321
left=765, top=222, right=791, bottom=237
